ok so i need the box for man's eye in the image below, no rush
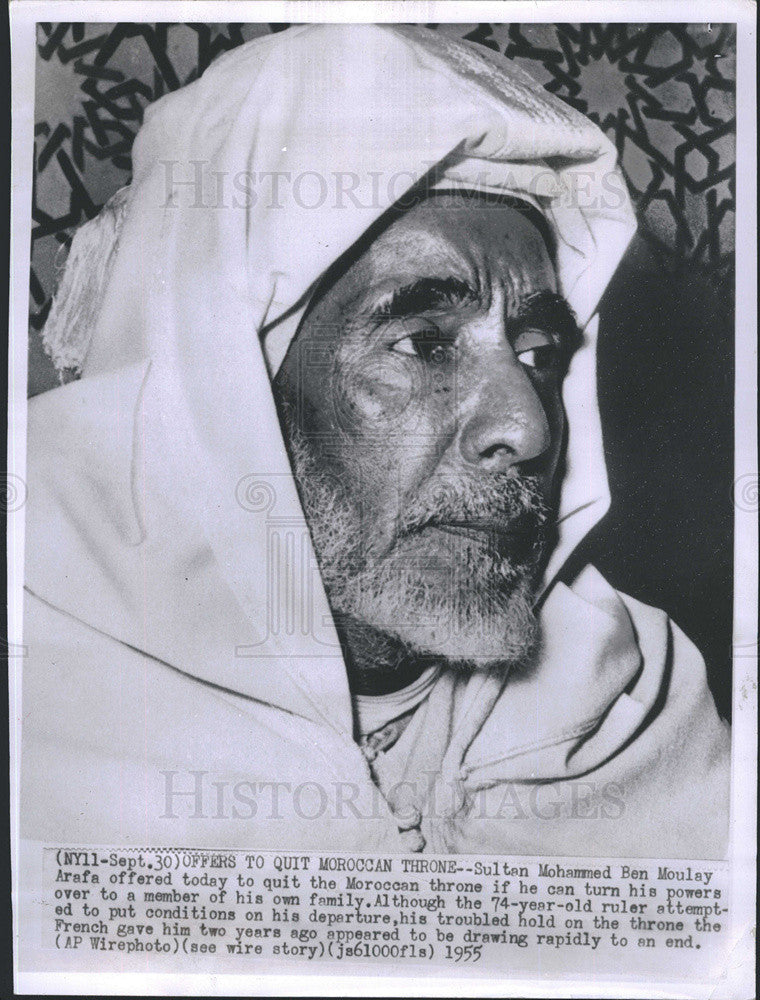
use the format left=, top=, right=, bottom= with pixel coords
left=517, top=345, right=560, bottom=370
left=513, top=330, right=561, bottom=371
left=390, top=330, right=453, bottom=363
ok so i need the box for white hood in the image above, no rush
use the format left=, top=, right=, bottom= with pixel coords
left=28, top=23, right=637, bottom=739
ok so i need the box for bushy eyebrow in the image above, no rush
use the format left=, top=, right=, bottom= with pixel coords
left=366, top=276, right=477, bottom=321
left=361, top=280, right=582, bottom=355
left=508, top=290, right=583, bottom=352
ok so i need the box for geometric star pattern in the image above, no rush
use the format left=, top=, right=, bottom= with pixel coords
left=30, top=21, right=735, bottom=336
left=477, top=22, right=736, bottom=269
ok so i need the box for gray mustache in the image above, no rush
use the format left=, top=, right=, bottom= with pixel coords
left=396, top=474, right=551, bottom=540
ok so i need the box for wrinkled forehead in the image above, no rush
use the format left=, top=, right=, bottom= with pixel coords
left=378, top=192, right=555, bottom=258
left=314, top=193, right=558, bottom=316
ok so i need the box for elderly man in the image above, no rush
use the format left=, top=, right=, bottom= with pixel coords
left=22, top=24, right=729, bottom=855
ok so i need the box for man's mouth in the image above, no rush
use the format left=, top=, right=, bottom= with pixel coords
left=417, top=518, right=544, bottom=558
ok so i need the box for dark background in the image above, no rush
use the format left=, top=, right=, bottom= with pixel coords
left=28, top=23, right=735, bottom=717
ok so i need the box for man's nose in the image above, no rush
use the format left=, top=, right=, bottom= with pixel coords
left=457, top=346, right=552, bottom=473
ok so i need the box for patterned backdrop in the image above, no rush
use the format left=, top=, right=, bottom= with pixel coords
left=28, top=21, right=737, bottom=715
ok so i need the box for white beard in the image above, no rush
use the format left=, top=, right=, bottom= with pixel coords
left=284, top=421, right=548, bottom=669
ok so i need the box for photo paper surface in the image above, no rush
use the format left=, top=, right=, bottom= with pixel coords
left=8, top=3, right=757, bottom=995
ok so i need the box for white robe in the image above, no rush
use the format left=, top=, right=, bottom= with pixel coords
left=21, top=554, right=729, bottom=857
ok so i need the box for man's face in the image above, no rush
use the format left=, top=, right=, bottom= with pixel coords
left=274, top=194, right=579, bottom=667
